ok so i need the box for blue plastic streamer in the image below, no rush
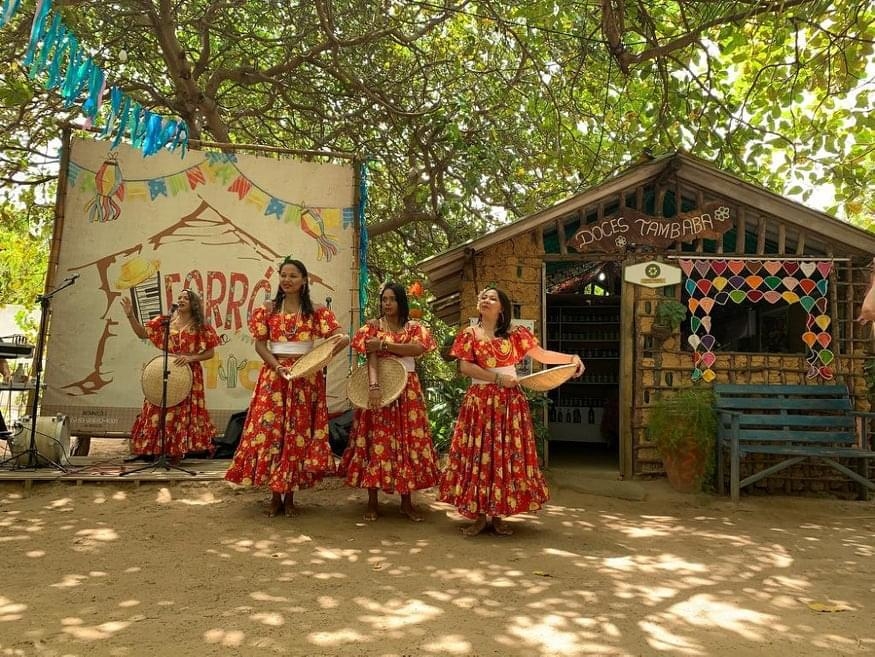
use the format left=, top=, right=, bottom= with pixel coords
left=11, top=0, right=189, bottom=157
left=1, top=0, right=21, bottom=28
left=22, top=0, right=49, bottom=67
left=109, top=93, right=131, bottom=150
left=81, top=65, right=105, bottom=118
left=357, top=160, right=370, bottom=320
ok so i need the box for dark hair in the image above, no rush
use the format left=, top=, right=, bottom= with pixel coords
left=479, top=287, right=512, bottom=338
left=379, top=282, right=409, bottom=325
left=183, top=288, right=206, bottom=333
left=272, top=258, right=315, bottom=317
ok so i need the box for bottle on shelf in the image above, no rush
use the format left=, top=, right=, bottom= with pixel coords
left=572, top=407, right=582, bottom=423
left=12, top=363, right=27, bottom=385
left=588, top=406, right=595, bottom=424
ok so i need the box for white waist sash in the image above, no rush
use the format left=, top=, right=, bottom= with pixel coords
left=398, top=356, right=415, bottom=372
left=269, top=341, right=313, bottom=356
left=471, top=365, right=516, bottom=385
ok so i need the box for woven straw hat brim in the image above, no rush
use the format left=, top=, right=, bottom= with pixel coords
left=141, top=355, right=193, bottom=407
left=285, top=334, right=345, bottom=380
left=347, top=356, right=408, bottom=409
left=517, top=363, right=577, bottom=392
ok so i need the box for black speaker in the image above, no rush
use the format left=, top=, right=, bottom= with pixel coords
left=328, top=409, right=354, bottom=457
left=212, top=410, right=247, bottom=458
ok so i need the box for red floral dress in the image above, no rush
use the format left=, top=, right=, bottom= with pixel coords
left=225, top=305, right=340, bottom=493
left=339, top=320, right=440, bottom=494
left=131, top=316, right=219, bottom=457
left=437, top=325, right=549, bottom=519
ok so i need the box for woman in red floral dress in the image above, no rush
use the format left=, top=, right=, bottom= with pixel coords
left=438, top=287, right=585, bottom=536
left=340, top=282, right=440, bottom=521
left=225, top=258, right=349, bottom=517
left=121, top=288, right=219, bottom=462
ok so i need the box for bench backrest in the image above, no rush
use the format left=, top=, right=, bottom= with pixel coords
left=713, top=384, right=856, bottom=446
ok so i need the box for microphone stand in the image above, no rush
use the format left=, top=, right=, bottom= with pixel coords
left=121, top=308, right=196, bottom=477
left=0, top=275, right=78, bottom=471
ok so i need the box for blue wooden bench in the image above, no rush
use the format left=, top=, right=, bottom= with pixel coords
left=713, top=383, right=875, bottom=501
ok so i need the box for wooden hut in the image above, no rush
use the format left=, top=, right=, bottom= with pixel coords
left=419, top=152, right=875, bottom=494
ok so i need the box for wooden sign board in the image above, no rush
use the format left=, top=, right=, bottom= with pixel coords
left=568, top=202, right=733, bottom=253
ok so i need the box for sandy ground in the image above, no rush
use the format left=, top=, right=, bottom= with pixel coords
left=1, top=442, right=874, bottom=657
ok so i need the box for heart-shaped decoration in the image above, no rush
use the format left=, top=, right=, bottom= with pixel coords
left=802, top=331, right=817, bottom=347
left=701, top=334, right=716, bottom=351
left=816, top=332, right=832, bottom=349
left=745, top=275, right=764, bottom=289
left=814, top=315, right=831, bottom=331
left=799, top=296, right=816, bottom=313
left=679, top=260, right=694, bottom=276
left=685, top=279, right=697, bottom=296
left=713, top=276, right=728, bottom=291
left=818, top=349, right=835, bottom=365
left=782, top=276, right=799, bottom=291
left=801, top=261, right=817, bottom=278
left=764, top=276, right=782, bottom=290
left=729, top=290, right=747, bottom=304
left=747, top=260, right=762, bottom=275
left=728, top=260, right=746, bottom=275
left=728, top=275, right=745, bottom=289
left=799, top=279, right=817, bottom=295
left=784, top=262, right=799, bottom=276
left=782, top=291, right=800, bottom=304
left=687, top=298, right=699, bottom=313
left=695, top=260, right=711, bottom=277
left=696, top=279, right=713, bottom=296
left=701, top=316, right=712, bottom=333
left=699, top=297, right=715, bottom=314
left=691, top=368, right=703, bottom=382
left=815, top=297, right=827, bottom=314
left=806, top=363, right=819, bottom=379
left=763, top=291, right=782, bottom=304
left=690, top=316, right=701, bottom=332
left=747, top=290, right=764, bottom=303
left=764, top=260, right=783, bottom=275
left=714, top=291, right=730, bottom=306
left=816, top=279, right=829, bottom=297
left=819, top=366, right=834, bottom=380
left=701, top=351, right=717, bottom=368
left=817, top=262, right=833, bottom=278
left=688, top=334, right=701, bottom=350
left=702, top=368, right=716, bottom=382
left=711, top=260, right=727, bottom=276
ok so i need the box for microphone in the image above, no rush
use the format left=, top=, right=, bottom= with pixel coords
left=66, top=273, right=79, bottom=283
left=325, top=296, right=332, bottom=309
left=170, top=303, right=179, bottom=313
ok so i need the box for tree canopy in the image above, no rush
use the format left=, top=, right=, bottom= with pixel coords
left=1, top=0, right=873, bottom=306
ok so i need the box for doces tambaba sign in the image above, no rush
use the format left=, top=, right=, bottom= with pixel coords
left=568, top=202, right=733, bottom=253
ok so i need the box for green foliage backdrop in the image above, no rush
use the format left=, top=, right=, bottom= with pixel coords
left=1, top=0, right=873, bottom=310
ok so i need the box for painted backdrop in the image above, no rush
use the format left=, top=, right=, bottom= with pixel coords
left=42, top=137, right=358, bottom=435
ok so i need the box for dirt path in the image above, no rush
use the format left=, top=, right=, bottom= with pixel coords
left=1, top=475, right=873, bottom=657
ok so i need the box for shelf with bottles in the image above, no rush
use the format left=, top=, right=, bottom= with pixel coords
left=548, top=397, right=606, bottom=443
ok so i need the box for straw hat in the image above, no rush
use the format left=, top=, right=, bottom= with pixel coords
left=116, top=257, right=160, bottom=290
left=517, top=363, right=577, bottom=392
left=285, top=334, right=345, bottom=380
left=141, top=355, right=193, bottom=407
left=347, top=356, right=408, bottom=409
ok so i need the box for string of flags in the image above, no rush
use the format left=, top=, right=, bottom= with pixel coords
left=2, top=0, right=189, bottom=157
left=68, top=151, right=352, bottom=261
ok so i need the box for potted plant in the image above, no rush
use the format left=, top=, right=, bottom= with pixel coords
left=652, top=298, right=687, bottom=342
left=646, top=387, right=717, bottom=493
